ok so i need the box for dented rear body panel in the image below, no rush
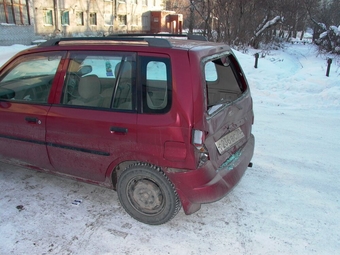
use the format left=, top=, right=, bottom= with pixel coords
left=164, top=44, right=255, bottom=214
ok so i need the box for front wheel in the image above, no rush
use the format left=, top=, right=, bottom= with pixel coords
left=117, top=163, right=181, bottom=225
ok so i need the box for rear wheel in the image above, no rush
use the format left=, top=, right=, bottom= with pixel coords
left=117, top=163, right=181, bottom=225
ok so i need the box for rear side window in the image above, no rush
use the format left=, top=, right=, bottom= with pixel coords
left=205, top=62, right=218, bottom=82
left=141, top=56, right=171, bottom=114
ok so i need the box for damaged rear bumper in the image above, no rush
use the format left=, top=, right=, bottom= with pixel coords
left=167, top=134, right=255, bottom=215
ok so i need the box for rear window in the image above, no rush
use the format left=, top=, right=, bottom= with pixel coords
left=204, top=54, right=247, bottom=115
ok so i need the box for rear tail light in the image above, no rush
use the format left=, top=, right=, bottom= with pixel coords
left=193, top=130, right=205, bottom=151
left=192, top=129, right=209, bottom=167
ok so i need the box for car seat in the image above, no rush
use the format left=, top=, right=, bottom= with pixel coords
left=68, top=75, right=102, bottom=107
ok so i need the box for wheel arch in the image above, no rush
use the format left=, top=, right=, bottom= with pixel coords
left=105, top=152, right=164, bottom=190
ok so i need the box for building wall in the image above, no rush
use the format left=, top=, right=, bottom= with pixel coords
left=0, top=0, right=36, bottom=45
left=0, top=0, right=168, bottom=46
left=0, top=25, right=36, bottom=46
left=33, top=0, right=165, bottom=37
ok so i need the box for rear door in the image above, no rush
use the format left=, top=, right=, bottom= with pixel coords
left=201, top=53, right=254, bottom=168
left=46, top=51, right=137, bottom=182
left=0, top=52, right=64, bottom=169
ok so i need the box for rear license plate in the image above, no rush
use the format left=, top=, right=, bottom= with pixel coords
left=215, top=127, right=245, bottom=154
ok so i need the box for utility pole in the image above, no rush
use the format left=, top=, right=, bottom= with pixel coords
left=53, top=0, right=60, bottom=31
left=189, top=0, right=194, bottom=34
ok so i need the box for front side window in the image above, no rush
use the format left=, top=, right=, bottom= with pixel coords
left=62, top=52, right=136, bottom=111
left=141, top=56, right=171, bottom=113
left=0, top=52, right=64, bottom=103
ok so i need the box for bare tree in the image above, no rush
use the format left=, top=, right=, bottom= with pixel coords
left=250, top=16, right=283, bottom=48
left=304, top=0, right=340, bottom=54
left=164, top=0, right=339, bottom=51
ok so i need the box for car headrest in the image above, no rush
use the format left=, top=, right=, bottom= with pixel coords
left=115, top=62, right=132, bottom=79
left=78, top=75, right=101, bottom=99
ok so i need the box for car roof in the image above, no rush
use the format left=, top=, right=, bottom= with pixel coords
left=37, top=35, right=232, bottom=53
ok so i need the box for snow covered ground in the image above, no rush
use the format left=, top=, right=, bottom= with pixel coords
left=0, top=42, right=339, bottom=255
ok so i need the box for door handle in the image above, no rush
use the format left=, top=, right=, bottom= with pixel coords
left=25, top=117, right=41, bottom=124
left=110, top=126, right=128, bottom=134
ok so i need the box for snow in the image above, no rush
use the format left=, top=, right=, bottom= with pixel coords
left=320, top=31, right=328, bottom=39
left=330, top=25, right=339, bottom=36
left=255, top=16, right=282, bottom=37
left=0, top=41, right=340, bottom=254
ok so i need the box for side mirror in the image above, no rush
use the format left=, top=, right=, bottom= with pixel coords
left=0, top=88, right=15, bottom=99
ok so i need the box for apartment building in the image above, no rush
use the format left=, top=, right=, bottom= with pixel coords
left=0, top=0, right=182, bottom=45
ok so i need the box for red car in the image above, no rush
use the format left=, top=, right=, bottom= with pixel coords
left=0, top=35, right=254, bottom=225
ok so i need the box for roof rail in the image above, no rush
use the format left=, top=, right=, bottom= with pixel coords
left=108, top=33, right=208, bottom=42
left=187, top=34, right=208, bottom=41
left=38, top=37, right=173, bottom=48
left=38, top=34, right=208, bottom=48
left=108, top=36, right=172, bottom=47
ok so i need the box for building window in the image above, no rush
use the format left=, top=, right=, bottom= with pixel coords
left=118, top=15, right=127, bottom=26
left=104, top=13, right=113, bottom=26
left=131, top=14, right=137, bottom=26
left=89, top=12, right=97, bottom=25
left=61, top=10, right=69, bottom=25
left=44, top=9, right=53, bottom=26
left=76, top=11, right=84, bottom=26
left=0, top=0, right=30, bottom=25
left=142, top=0, right=147, bottom=6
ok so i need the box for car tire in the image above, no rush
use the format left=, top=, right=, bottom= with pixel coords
left=117, top=162, right=181, bottom=225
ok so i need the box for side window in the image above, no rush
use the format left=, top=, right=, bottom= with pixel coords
left=141, top=57, right=171, bottom=113
left=205, top=61, right=218, bottom=82
left=0, top=52, right=63, bottom=103
left=62, top=52, right=136, bottom=110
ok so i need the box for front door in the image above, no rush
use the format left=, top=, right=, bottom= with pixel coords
left=0, top=52, right=64, bottom=169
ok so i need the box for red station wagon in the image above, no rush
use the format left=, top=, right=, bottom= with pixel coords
left=0, top=35, right=254, bottom=225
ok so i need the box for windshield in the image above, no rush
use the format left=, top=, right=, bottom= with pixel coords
left=2, top=57, right=61, bottom=83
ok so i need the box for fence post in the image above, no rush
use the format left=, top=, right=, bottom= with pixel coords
left=254, top=53, right=259, bottom=68
left=326, top=58, right=332, bottom=77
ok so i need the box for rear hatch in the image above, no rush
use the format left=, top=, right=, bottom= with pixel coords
left=195, top=51, right=254, bottom=169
